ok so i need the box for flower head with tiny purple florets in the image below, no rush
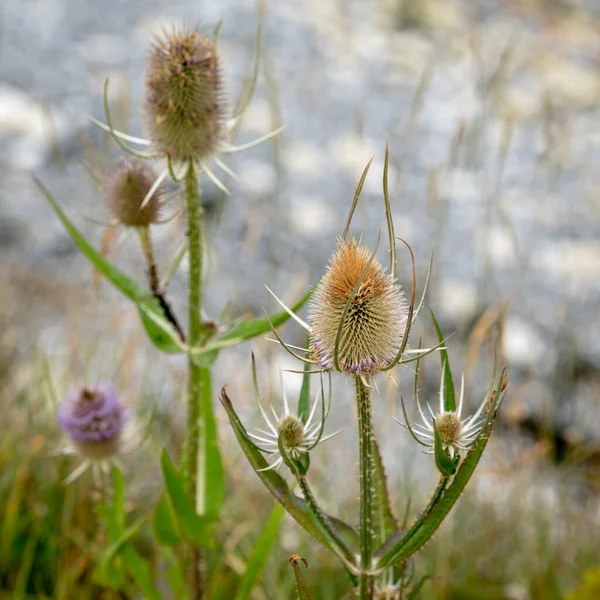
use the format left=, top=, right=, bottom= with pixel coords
left=57, top=382, right=130, bottom=483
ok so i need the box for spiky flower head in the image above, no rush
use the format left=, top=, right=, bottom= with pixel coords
left=277, top=414, right=305, bottom=450
left=144, top=28, right=225, bottom=163
left=104, top=157, right=163, bottom=227
left=57, top=382, right=128, bottom=461
left=249, top=373, right=338, bottom=472
left=400, top=367, right=488, bottom=459
left=308, top=236, right=408, bottom=375
left=434, top=411, right=463, bottom=446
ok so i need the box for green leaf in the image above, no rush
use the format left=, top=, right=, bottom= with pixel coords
left=160, top=450, right=216, bottom=547
left=220, top=387, right=359, bottom=567
left=433, top=422, right=460, bottom=476
left=152, top=494, right=180, bottom=547
left=289, top=555, right=313, bottom=600
left=36, top=178, right=185, bottom=354
left=200, top=368, right=225, bottom=516
left=234, top=504, right=285, bottom=600
left=429, top=309, right=455, bottom=412
left=372, top=438, right=398, bottom=546
left=94, top=515, right=148, bottom=586
left=374, top=371, right=506, bottom=568
left=190, top=289, right=312, bottom=367
left=297, top=348, right=311, bottom=424
left=121, top=544, right=162, bottom=600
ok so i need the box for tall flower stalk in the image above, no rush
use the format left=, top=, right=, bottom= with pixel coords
left=222, top=146, right=508, bottom=599
left=356, top=375, right=375, bottom=598
left=184, top=160, right=207, bottom=597
left=40, top=19, right=301, bottom=600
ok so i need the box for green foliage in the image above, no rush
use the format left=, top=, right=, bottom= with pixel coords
left=567, top=568, right=600, bottom=600
left=37, top=177, right=311, bottom=364
left=219, top=387, right=359, bottom=565
left=430, top=310, right=455, bottom=412
left=160, top=450, right=217, bottom=548
left=234, top=504, right=285, bottom=600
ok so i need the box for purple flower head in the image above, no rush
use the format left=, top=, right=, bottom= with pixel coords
left=58, top=383, right=128, bottom=459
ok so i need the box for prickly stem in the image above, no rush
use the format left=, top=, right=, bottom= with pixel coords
left=356, top=375, right=375, bottom=599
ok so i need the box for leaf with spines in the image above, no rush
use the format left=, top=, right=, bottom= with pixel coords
left=220, top=387, right=359, bottom=570
left=372, top=439, right=398, bottom=545
left=37, top=178, right=311, bottom=359
left=36, top=178, right=185, bottom=354
left=374, top=368, right=507, bottom=569
left=430, top=309, right=455, bottom=412
left=297, top=344, right=312, bottom=424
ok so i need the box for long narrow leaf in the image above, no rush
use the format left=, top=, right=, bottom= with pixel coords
left=160, top=450, right=216, bottom=548
left=430, top=309, right=455, bottom=411
left=36, top=178, right=184, bottom=354
left=374, top=372, right=506, bottom=568
left=234, top=504, right=285, bottom=600
left=297, top=344, right=312, bottom=423
left=191, top=289, right=312, bottom=367
left=152, top=494, right=180, bottom=547
left=200, top=368, right=225, bottom=515
left=220, top=387, right=358, bottom=569
left=121, top=544, right=162, bottom=600
left=372, top=438, right=398, bottom=545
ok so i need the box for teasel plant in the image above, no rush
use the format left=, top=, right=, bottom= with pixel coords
left=36, top=18, right=306, bottom=600
left=221, top=146, right=508, bottom=599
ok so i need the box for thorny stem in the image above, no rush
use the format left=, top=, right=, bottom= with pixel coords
left=184, top=160, right=206, bottom=600
left=137, top=226, right=186, bottom=342
left=356, top=375, right=375, bottom=599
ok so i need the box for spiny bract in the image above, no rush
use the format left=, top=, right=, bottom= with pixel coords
left=309, top=236, right=407, bottom=375
left=104, top=156, right=163, bottom=227
left=144, top=28, right=225, bottom=163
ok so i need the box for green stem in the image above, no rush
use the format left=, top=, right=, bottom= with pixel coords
left=356, top=376, right=375, bottom=599
left=184, top=160, right=206, bottom=600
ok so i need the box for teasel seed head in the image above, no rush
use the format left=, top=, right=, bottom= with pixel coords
left=144, top=28, right=226, bottom=163
left=57, top=383, right=129, bottom=461
left=434, top=412, right=463, bottom=446
left=105, top=157, right=163, bottom=227
left=277, top=415, right=305, bottom=451
left=308, top=236, right=408, bottom=375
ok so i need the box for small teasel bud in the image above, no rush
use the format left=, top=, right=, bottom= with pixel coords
left=434, top=412, right=463, bottom=446
left=144, top=28, right=225, bottom=163
left=277, top=415, right=305, bottom=452
left=57, top=383, right=128, bottom=461
left=309, top=236, right=408, bottom=374
left=104, top=157, right=162, bottom=227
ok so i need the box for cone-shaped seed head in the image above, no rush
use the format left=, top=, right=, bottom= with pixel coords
left=57, top=383, right=128, bottom=460
left=277, top=415, right=305, bottom=451
left=309, top=236, right=408, bottom=374
left=435, top=412, right=463, bottom=445
left=144, top=28, right=225, bottom=163
left=105, top=157, right=162, bottom=227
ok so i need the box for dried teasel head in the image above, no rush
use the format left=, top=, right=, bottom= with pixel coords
left=144, top=28, right=226, bottom=164
left=104, top=156, right=163, bottom=227
left=308, top=236, right=408, bottom=375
